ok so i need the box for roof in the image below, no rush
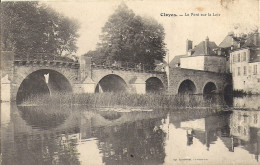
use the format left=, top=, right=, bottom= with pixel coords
left=251, top=56, right=260, bottom=63
left=250, top=49, right=260, bottom=62
left=242, top=33, right=259, bottom=48
left=169, top=55, right=187, bottom=68
left=225, top=31, right=260, bottom=50
left=219, top=33, right=240, bottom=48
left=192, top=41, right=218, bottom=56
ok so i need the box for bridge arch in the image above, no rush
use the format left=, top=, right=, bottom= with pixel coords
left=178, top=79, right=196, bottom=94
left=203, top=82, right=217, bottom=94
left=145, top=77, right=164, bottom=93
left=16, top=69, right=72, bottom=104
left=95, top=74, right=127, bottom=93
left=224, top=84, right=233, bottom=95
left=224, top=84, right=233, bottom=106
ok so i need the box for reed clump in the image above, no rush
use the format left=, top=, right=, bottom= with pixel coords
left=19, top=92, right=227, bottom=109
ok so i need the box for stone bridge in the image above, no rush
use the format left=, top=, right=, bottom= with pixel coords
left=1, top=52, right=167, bottom=102
left=169, top=67, right=232, bottom=95
left=1, top=52, right=232, bottom=102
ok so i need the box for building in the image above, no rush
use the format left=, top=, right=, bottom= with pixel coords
left=229, top=30, right=260, bottom=93
left=171, top=37, right=228, bottom=73
left=218, top=31, right=241, bottom=73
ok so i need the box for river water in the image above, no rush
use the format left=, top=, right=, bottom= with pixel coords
left=1, top=96, right=260, bottom=165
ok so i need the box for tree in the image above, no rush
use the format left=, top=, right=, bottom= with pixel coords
left=1, top=2, right=79, bottom=56
left=86, top=3, right=166, bottom=66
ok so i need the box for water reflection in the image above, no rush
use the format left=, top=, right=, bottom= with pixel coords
left=1, top=95, right=260, bottom=165
left=18, top=106, right=69, bottom=130
left=233, top=96, right=260, bottom=110
left=230, top=110, right=260, bottom=161
left=94, top=118, right=166, bottom=165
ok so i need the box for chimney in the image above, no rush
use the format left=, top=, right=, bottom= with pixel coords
left=205, top=36, right=209, bottom=55
left=186, top=39, right=193, bottom=53
left=254, top=30, right=259, bottom=47
left=228, top=31, right=234, bottom=36
left=232, top=37, right=235, bottom=46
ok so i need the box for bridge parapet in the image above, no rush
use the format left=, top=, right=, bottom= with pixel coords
left=14, top=53, right=79, bottom=69
left=91, top=60, right=166, bottom=74
left=14, top=60, right=79, bottom=69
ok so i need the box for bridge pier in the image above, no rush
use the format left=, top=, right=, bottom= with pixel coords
left=129, top=78, right=146, bottom=94
left=73, top=77, right=96, bottom=94
left=1, top=75, right=11, bottom=102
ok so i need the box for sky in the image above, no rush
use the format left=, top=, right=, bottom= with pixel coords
left=7, top=0, right=260, bottom=62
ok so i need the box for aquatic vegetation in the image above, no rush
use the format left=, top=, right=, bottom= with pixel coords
left=19, top=92, right=229, bottom=109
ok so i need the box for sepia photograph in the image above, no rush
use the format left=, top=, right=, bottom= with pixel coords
left=1, top=0, right=260, bottom=164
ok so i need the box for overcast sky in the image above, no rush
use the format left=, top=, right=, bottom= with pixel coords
left=10, top=0, right=260, bottom=61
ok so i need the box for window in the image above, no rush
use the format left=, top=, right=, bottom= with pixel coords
left=233, top=54, right=236, bottom=63
left=244, top=128, right=247, bottom=135
left=237, top=53, right=240, bottom=62
left=244, top=66, right=247, bottom=76
left=238, top=126, right=241, bottom=134
left=244, top=113, right=247, bottom=122
left=238, top=67, right=241, bottom=76
left=254, top=114, right=258, bottom=124
left=253, top=65, right=258, bottom=75
left=243, top=52, right=246, bottom=61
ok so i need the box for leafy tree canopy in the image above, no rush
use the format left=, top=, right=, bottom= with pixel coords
left=84, top=3, right=166, bottom=66
left=1, top=2, right=80, bottom=56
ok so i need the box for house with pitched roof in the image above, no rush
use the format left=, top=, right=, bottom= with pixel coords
left=229, top=30, right=260, bottom=93
left=171, top=37, right=228, bottom=73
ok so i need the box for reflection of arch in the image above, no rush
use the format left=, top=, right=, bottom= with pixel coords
left=16, top=69, right=72, bottom=104
left=146, top=77, right=164, bottom=93
left=95, top=74, right=127, bottom=93
left=203, top=82, right=217, bottom=94
left=17, top=105, right=69, bottom=130
left=178, top=79, right=196, bottom=94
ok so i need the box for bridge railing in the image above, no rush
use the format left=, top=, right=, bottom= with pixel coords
left=14, top=53, right=79, bottom=64
left=92, top=60, right=165, bottom=73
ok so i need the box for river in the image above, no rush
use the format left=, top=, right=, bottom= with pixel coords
left=1, top=96, right=260, bottom=165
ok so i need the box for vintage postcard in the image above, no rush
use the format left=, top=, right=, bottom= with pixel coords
left=1, top=0, right=260, bottom=164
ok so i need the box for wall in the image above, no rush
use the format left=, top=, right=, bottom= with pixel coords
left=204, top=56, right=227, bottom=73
left=230, top=48, right=260, bottom=93
left=180, top=56, right=204, bottom=71
left=180, top=55, right=227, bottom=73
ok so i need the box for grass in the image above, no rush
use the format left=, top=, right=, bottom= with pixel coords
left=19, top=92, right=229, bottom=109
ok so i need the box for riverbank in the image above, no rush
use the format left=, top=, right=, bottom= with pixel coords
left=19, top=92, right=229, bottom=109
